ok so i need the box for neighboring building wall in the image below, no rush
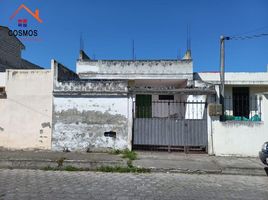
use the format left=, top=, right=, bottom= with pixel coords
left=0, top=26, right=42, bottom=71
left=197, top=72, right=268, bottom=85
left=52, top=60, right=132, bottom=151
left=198, top=72, right=268, bottom=157
left=0, top=27, right=23, bottom=70
left=0, top=72, right=5, bottom=87
left=210, top=88, right=268, bottom=157
left=0, top=70, right=53, bottom=150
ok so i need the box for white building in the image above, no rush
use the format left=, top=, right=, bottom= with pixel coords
left=1, top=27, right=267, bottom=157
left=197, top=72, right=268, bottom=157
left=52, top=50, right=214, bottom=152
left=0, top=26, right=52, bottom=150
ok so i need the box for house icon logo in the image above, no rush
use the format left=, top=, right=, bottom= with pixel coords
left=8, top=4, right=43, bottom=40
left=10, top=4, right=43, bottom=23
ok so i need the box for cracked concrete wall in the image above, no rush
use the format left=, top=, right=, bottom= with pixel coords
left=77, top=60, right=193, bottom=81
left=54, top=80, right=128, bottom=94
left=52, top=59, right=128, bottom=95
left=52, top=97, right=132, bottom=151
left=52, top=59, right=132, bottom=151
left=0, top=69, right=53, bottom=150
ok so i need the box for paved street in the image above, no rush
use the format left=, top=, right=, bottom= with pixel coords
left=0, top=170, right=267, bottom=200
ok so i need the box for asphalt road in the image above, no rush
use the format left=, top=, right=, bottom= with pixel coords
left=0, top=169, right=267, bottom=200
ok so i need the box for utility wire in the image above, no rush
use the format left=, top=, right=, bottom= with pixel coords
left=230, top=25, right=268, bottom=37
left=227, top=33, right=268, bottom=40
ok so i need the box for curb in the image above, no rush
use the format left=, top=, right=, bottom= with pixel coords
left=0, top=160, right=266, bottom=176
left=0, top=159, right=127, bottom=170
left=145, top=167, right=267, bottom=176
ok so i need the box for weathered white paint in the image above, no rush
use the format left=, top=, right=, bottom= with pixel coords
left=198, top=72, right=268, bottom=85
left=77, top=60, right=193, bottom=81
left=0, top=70, right=53, bottom=150
left=53, top=96, right=133, bottom=151
left=54, top=98, right=129, bottom=115
left=0, top=72, right=5, bottom=87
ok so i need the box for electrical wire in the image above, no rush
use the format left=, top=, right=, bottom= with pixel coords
left=229, top=33, right=268, bottom=40
left=230, top=25, right=268, bottom=37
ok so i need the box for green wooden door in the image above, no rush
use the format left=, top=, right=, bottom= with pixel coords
left=136, top=95, right=152, bottom=118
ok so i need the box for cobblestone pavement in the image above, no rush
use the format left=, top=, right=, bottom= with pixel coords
left=0, top=169, right=267, bottom=200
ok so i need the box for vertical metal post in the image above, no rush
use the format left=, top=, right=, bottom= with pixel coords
left=220, top=35, right=225, bottom=121
left=168, top=102, right=171, bottom=153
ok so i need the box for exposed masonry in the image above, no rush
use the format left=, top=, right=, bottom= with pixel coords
left=54, top=80, right=128, bottom=96
left=53, top=106, right=128, bottom=151
left=53, top=60, right=128, bottom=96
left=52, top=60, right=130, bottom=151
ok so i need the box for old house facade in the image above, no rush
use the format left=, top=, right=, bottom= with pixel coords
left=51, top=50, right=214, bottom=152
left=0, top=26, right=267, bottom=157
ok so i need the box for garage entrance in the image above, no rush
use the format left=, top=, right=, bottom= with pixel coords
left=133, top=95, right=208, bottom=152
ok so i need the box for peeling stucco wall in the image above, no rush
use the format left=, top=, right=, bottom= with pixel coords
left=52, top=97, right=131, bottom=151
left=52, top=60, right=132, bottom=151
left=54, top=80, right=128, bottom=95
left=0, top=72, right=6, bottom=87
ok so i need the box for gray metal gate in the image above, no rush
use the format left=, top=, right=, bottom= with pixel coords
left=133, top=100, right=208, bottom=151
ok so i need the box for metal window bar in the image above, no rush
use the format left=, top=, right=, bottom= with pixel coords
left=135, top=100, right=207, bottom=120
left=224, top=95, right=262, bottom=121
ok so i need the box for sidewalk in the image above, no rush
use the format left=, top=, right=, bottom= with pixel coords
left=0, top=150, right=267, bottom=176
left=133, top=151, right=268, bottom=176
left=0, top=150, right=126, bottom=169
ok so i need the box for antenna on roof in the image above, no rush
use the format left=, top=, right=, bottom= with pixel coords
left=132, top=39, right=135, bottom=61
left=182, top=25, right=192, bottom=60
left=80, top=32, right=84, bottom=51
left=187, top=24, right=191, bottom=51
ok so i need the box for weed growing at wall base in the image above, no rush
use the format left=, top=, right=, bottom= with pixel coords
left=110, top=149, right=137, bottom=160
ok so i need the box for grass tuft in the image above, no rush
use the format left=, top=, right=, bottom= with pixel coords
left=121, top=149, right=137, bottom=160
left=110, top=149, right=122, bottom=155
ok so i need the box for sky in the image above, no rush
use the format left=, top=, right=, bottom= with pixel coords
left=0, top=0, right=268, bottom=72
